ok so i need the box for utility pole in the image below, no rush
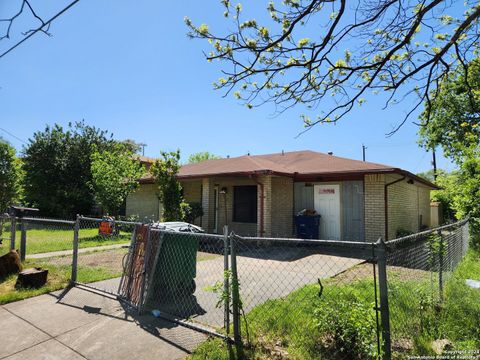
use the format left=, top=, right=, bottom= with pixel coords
left=362, top=144, right=367, bottom=162
left=139, top=143, right=147, bottom=156
left=432, top=148, right=437, bottom=182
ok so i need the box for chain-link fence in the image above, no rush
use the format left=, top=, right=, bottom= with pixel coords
left=126, top=226, right=382, bottom=358
left=0, top=216, right=76, bottom=295
left=107, top=220, right=472, bottom=359
left=229, top=234, right=381, bottom=360
left=0, top=213, right=472, bottom=359
left=74, top=216, right=138, bottom=295
left=0, top=214, right=12, bottom=256
left=384, top=219, right=470, bottom=359
left=144, top=230, right=227, bottom=325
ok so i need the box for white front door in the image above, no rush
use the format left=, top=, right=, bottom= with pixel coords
left=314, top=184, right=341, bottom=240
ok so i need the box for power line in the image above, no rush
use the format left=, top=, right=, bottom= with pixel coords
left=0, top=127, right=28, bottom=144
left=0, top=0, right=81, bottom=60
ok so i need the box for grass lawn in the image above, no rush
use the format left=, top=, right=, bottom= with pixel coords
left=190, top=250, right=480, bottom=360
left=0, top=246, right=220, bottom=306
left=0, top=248, right=127, bottom=305
left=0, top=228, right=132, bottom=256
left=0, top=227, right=13, bottom=256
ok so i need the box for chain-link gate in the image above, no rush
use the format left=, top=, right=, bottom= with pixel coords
left=119, top=225, right=232, bottom=340
left=73, top=216, right=139, bottom=297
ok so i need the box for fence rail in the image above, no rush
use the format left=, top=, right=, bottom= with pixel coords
left=0, top=213, right=471, bottom=359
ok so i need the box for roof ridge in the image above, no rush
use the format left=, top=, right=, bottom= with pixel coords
left=246, top=155, right=293, bottom=173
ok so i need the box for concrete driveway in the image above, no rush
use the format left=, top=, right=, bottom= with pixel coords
left=0, top=287, right=206, bottom=360
left=93, top=247, right=362, bottom=330
left=0, top=247, right=360, bottom=359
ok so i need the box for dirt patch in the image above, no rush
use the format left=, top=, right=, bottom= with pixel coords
left=329, top=262, right=431, bottom=285
left=329, top=262, right=373, bottom=284
left=39, top=248, right=128, bottom=273
left=197, top=252, right=220, bottom=262
left=38, top=249, right=219, bottom=274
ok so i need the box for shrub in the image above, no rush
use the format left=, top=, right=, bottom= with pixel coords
left=314, top=299, right=377, bottom=359
left=184, top=202, right=204, bottom=224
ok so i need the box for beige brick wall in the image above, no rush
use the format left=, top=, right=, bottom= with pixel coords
left=418, top=186, right=431, bottom=228
left=182, top=180, right=202, bottom=203
left=200, top=177, right=259, bottom=235
left=195, top=175, right=293, bottom=237
left=364, top=173, right=432, bottom=241
left=387, top=174, right=432, bottom=239
left=364, top=174, right=386, bottom=242
left=257, top=175, right=272, bottom=237
left=271, top=177, right=294, bottom=237
left=126, top=184, right=162, bottom=222
left=181, top=179, right=202, bottom=226
left=201, top=178, right=214, bottom=231
left=129, top=173, right=431, bottom=241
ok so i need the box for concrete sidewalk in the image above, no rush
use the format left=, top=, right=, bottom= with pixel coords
left=0, top=287, right=206, bottom=360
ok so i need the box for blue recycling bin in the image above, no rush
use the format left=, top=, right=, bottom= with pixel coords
left=295, top=215, right=321, bottom=239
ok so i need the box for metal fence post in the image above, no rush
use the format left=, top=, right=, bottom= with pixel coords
left=376, top=237, right=392, bottom=360
left=20, top=220, right=27, bottom=262
left=223, top=225, right=230, bottom=335
left=230, top=234, right=243, bottom=357
left=138, top=225, right=152, bottom=314
left=438, top=229, right=444, bottom=302
left=10, top=216, right=16, bottom=251
left=71, top=215, right=80, bottom=284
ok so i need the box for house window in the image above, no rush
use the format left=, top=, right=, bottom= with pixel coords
left=233, top=186, right=257, bottom=223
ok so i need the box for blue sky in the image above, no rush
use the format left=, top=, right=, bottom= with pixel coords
left=0, top=0, right=454, bottom=173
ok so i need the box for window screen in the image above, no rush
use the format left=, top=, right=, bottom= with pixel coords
left=233, top=185, right=257, bottom=223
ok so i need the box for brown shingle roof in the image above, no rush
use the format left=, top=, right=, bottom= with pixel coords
left=178, top=150, right=394, bottom=178
left=140, top=150, right=437, bottom=189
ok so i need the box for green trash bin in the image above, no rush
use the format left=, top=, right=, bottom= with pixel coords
left=149, top=232, right=198, bottom=302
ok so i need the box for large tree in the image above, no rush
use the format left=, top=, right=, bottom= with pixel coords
left=187, top=151, right=221, bottom=164
left=419, top=58, right=480, bottom=160
left=418, top=58, right=480, bottom=246
left=0, top=139, right=23, bottom=212
left=90, top=144, right=145, bottom=216
left=186, top=1, right=480, bottom=132
left=23, top=121, right=115, bottom=218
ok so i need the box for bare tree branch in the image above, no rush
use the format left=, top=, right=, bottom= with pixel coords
left=186, top=0, right=480, bottom=134
left=0, top=1, right=51, bottom=41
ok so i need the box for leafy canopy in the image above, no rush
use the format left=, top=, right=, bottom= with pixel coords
left=442, top=148, right=480, bottom=248
left=187, top=1, right=480, bottom=133
left=418, top=57, right=480, bottom=247
left=187, top=151, right=221, bottom=164
left=419, top=58, right=480, bottom=160
left=0, top=139, right=23, bottom=212
left=418, top=169, right=458, bottom=222
left=90, top=143, right=145, bottom=216
left=22, top=121, right=116, bottom=218
left=151, top=150, right=189, bottom=222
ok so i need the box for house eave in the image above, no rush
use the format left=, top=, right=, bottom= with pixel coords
left=139, top=168, right=439, bottom=189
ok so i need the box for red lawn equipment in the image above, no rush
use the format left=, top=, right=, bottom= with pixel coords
left=99, top=216, right=115, bottom=236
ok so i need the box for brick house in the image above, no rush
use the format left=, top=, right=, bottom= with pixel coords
left=126, top=150, right=437, bottom=242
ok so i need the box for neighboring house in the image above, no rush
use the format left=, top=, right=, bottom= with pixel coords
left=125, top=156, right=163, bottom=222
left=126, top=151, right=438, bottom=242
